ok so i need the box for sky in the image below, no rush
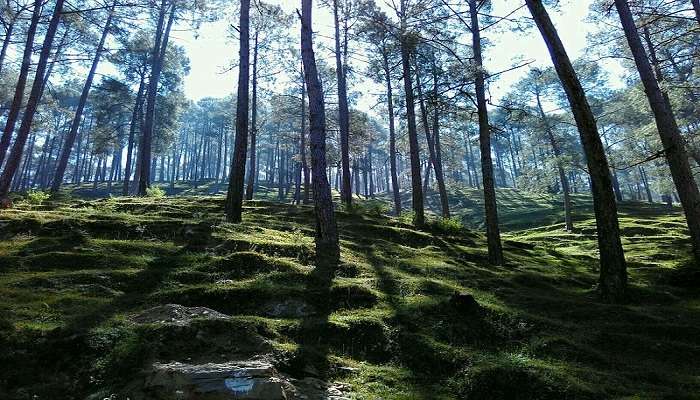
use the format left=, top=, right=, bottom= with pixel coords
left=172, top=0, right=623, bottom=111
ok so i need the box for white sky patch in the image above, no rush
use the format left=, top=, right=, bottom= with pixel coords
left=173, top=0, right=624, bottom=111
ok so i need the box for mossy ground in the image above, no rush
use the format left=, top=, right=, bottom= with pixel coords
left=1, top=183, right=698, bottom=399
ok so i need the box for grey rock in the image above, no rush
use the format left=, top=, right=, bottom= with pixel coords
left=263, top=299, right=314, bottom=318
left=145, top=361, right=290, bottom=399
left=131, top=304, right=229, bottom=326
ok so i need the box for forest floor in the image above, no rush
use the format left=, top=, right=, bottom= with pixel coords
left=1, top=183, right=699, bottom=399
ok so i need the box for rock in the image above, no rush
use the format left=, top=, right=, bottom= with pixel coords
left=131, top=304, right=229, bottom=326
left=263, top=300, right=314, bottom=318
left=449, top=292, right=481, bottom=314
left=145, top=360, right=291, bottom=399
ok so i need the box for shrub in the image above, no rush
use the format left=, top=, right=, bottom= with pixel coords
left=432, top=217, right=464, bottom=235
left=145, top=186, right=166, bottom=198
left=25, top=190, right=50, bottom=205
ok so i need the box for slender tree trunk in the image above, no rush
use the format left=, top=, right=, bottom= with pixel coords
left=382, top=50, right=401, bottom=215
left=124, top=75, right=146, bottom=195
left=399, top=10, right=424, bottom=226
left=0, top=20, right=15, bottom=75
left=245, top=30, right=259, bottom=201
left=51, top=3, right=115, bottom=192
left=0, top=0, right=41, bottom=168
left=431, top=65, right=449, bottom=217
left=138, top=0, right=173, bottom=195
left=469, top=0, right=503, bottom=265
left=225, top=0, right=250, bottom=221
left=615, top=0, right=700, bottom=262
left=415, top=62, right=450, bottom=218
left=527, top=0, right=627, bottom=301
left=535, top=91, right=573, bottom=231
left=300, top=67, right=311, bottom=205
left=692, top=0, right=700, bottom=24
left=301, top=0, right=340, bottom=267
left=0, top=0, right=65, bottom=202
left=333, top=0, right=352, bottom=207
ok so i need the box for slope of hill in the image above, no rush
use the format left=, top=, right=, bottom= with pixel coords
left=0, top=193, right=698, bottom=399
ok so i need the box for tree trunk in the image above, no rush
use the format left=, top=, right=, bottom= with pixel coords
left=301, top=66, right=311, bottom=205
left=245, top=30, right=259, bottom=201
left=527, top=0, right=627, bottom=301
left=138, top=0, right=174, bottom=195
left=615, top=0, right=700, bottom=262
left=333, top=0, right=352, bottom=208
left=301, top=0, right=340, bottom=268
left=431, top=64, right=450, bottom=217
left=0, top=0, right=65, bottom=202
left=399, top=13, right=424, bottom=226
left=535, top=91, right=573, bottom=231
left=415, top=61, right=450, bottom=218
left=382, top=50, right=401, bottom=215
left=225, top=0, right=250, bottom=221
left=0, top=0, right=41, bottom=168
left=0, top=20, right=15, bottom=75
left=469, top=0, right=503, bottom=265
left=692, top=0, right=700, bottom=24
left=51, top=2, right=115, bottom=193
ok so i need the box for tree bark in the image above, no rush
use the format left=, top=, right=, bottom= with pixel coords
left=225, top=0, right=250, bottom=221
left=415, top=60, right=450, bottom=218
left=333, top=0, right=352, bottom=208
left=469, top=0, right=503, bottom=265
left=51, top=2, right=115, bottom=193
left=431, top=62, right=450, bottom=218
left=382, top=49, right=401, bottom=215
left=301, top=0, right=340, bottom=268
left=245, top=30, right=259, bottom=201
left=0, top=20, right=14, bottom=75
left=527, top=0, right=627, bottom=301
left=138, top=0, right=174, bottom=195
left=0, top=0, right=41, bottom=168
left=535, top=90, right=573, bottom=231
left=615, top=0, right=700, bottom=262
left=399, top=4, right=424, bottom=226
left=0, top=0, right=65, bottom=202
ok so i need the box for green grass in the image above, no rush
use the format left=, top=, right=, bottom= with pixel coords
left=0, top=189, right=698, bottom=399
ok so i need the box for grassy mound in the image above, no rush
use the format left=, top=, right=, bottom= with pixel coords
left=0, top=192, right=699, bottom=399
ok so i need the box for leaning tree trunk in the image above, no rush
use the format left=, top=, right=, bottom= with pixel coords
left=526, top=0, right=627, bottom=302
left=469, top=0, right=503, bottom=265
left=138, top=0, right=173, bottom=195
left=431, top=62, right=450, bottom=218
left=333, top=0, right=352, bottom=208
left=0, top=0, right=41, bottom=168
left=0, top=0, right=65, bottom=203
left=615, top=0, right=700, bottom=263
left=692, top=0, right=700, bottom=25
left=535, top=90, right=573, bottom=231
left=301, top=0, right=340, bottom=268
left=245, top=30, right=259, bottom=201
left=0, top=19, right=15, bottom=75
left=51, top=2, right=115, bottom=193
left=382, top=49, right=401, bottom=215
left=225, top=0, right=250, bottom=222
left=415, top=62, right=450, bottom=218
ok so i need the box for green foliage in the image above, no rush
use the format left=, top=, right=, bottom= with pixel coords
left=145, top=186, right=166, bottom=198
left=24, top=190, right=50, bottom=205
left=429, top=216, right=464, bottom=235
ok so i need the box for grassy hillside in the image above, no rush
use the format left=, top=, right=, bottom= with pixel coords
left=0, top=191, right=698, bottom=399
